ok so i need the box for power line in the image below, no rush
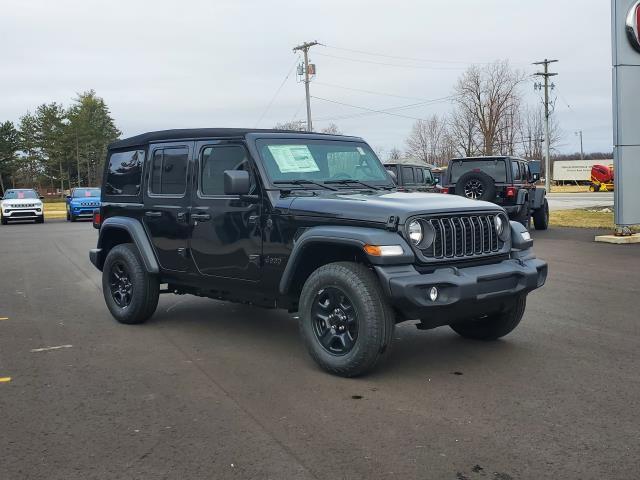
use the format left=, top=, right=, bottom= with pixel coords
left=311, top=95, right=455, bottom=122
left=254, top=56, right=300, bottom=127
left=319, top=43, right=531, bottom=67
left=313, top=52, right=467, bottom=71
left=314, top=81, right=450, bottom=102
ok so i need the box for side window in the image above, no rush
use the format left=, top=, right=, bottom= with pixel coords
left=105, top=150, right=144, bottom=196
left=149, top=147, right=188, bottom=195
left=402, top=166, right=415, bottom=184
left=511, top=161, right=520, bottom=182
left=424, top=168, right=434, bottom=184
left=415, top=168, right=424, bottom=184
left=201, top=145, right=253, bottom=196
left=521, top=162, right=530, bottom=182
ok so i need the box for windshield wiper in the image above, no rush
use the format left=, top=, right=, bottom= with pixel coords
left=324, top=179, right=390, bottom=191
left=273, top=180, right=339, bottom=191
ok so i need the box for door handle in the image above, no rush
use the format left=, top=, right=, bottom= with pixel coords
left=145, top=211, right=162, bottom=217
left=191, top=213, right=211, bottom=222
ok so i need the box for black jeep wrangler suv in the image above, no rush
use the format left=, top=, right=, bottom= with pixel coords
left=90, top=129, right=547, bottom=377
left=444, top=156, right=549, bottom=230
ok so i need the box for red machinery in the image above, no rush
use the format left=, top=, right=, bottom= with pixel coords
left=589, top=164, right=614, bottom=192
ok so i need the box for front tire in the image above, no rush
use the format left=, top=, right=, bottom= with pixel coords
left=298, top=262, right=394, bottom=377
left=1, top=216, right=7, bottom=225
left=102, top=243, right=159, bottom=324
left=450, top=295, right=526, bottom=340
left=36, top=215, right=44, bottom=224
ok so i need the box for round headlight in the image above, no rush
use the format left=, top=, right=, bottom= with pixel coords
left=494, top=215, right=504, bottom=236
left=408, top=220, right=423, bottom=245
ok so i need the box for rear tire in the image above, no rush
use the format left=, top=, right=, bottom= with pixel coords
left=450, top=295, right=526, bottom=340
left=102, top=243, right=159, bottom=325
left=533, top=198, right=549, bottom=230
left=514, top=201, right=530, bottom=228
left=298, top=262, right=395, bottom=377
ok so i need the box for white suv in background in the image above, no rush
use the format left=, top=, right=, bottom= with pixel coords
left=1, top=189, right=44, bottom=225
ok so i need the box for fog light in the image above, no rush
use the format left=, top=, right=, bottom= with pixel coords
left=429, top=286, right=439, bottom=302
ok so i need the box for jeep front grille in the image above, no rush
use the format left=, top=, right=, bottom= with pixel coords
left=418, top=214, right=502, bottom=259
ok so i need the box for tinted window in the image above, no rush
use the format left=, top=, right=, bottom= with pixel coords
left=149, top=148, right=188, bottom=195
left=201, top=145, right=253, bottom=195
left=3, top=190, right=38, bottom=199
left=511, top=161, right=521, bottom=181
left=423, top=168, right=434, bottom=184
left=402, top=166, right=415, bottom=184
left=72, top=188, right=100, bottom=198
left=450, top=159, right=507, bottom=183
left=105, top=150, right=144, bottom=196
left=415, top=168, right=424, bottom=184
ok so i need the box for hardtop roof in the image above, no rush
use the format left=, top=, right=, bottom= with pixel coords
left=109, top=128, right=362, bottom=150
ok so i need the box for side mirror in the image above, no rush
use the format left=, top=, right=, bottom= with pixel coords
left=66, top=195, right=71, bottom=199
left=39, top=196, right=44, bottom=200
left=386, top=170, right=398, bottom=184
left=531, top=173, right=540, bottom=182
left=224, top=170, right=251, bottom=195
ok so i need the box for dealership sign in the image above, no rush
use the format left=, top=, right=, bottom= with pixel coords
left=627, top=0, right=640, bottom=52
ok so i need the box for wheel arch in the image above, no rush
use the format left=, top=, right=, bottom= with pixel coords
left=93, top=217, right=159, bottom=273
left=279, top=226, right=414, bottom=296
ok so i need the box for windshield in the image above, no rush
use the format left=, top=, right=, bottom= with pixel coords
left=73, top=188, right=101, bottom=198
left=256, top=139, right=392, bottom=187
left=450, top=159, right=507, bottom=183
left=3, top=190, right=39, bottom=200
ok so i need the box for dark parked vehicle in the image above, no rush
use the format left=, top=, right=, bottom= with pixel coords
left=443, top=156, right=549, bottom=230
left=90, top=129, right=547, bottom=376
left=383, top=162, right=441, bottom=192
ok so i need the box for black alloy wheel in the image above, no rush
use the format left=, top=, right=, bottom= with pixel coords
left=109, top=261, right=133, bottom=308
left=463, top=179, right=484, bottom=199
left=312, top=287, right=358, bottom=355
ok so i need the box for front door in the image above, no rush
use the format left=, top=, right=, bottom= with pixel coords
left=189, top=141, right=262, bottom=281
left=143, top=142, right=192, bottom=272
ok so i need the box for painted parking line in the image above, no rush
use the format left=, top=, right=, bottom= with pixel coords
left=30, top=345, right=72, bottom=353
left=0, top=377, right=11, bottom=383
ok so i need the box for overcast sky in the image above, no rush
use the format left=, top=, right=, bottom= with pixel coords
left=1, top=0, right=612, bottom=155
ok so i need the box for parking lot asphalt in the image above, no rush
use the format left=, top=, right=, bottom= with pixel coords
left=0, top=219, right=638, bottom=480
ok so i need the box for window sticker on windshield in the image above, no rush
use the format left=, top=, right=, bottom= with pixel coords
left=268, top=145, right=320, bottom=173
left=18, top=191, right=25, bottom=199
left=356, top=147, right=365, bottom=155
left=85, top=191, right=92, bottom=197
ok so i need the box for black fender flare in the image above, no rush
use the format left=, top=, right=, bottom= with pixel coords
left=94, top=217, right=159, bottom=273
left=530, top=188, right=546, bottom=210
left=278, top=225, right=414, bottom=295
left=516, top=188, right=528, bottom=206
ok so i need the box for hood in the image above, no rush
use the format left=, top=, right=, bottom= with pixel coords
left=283, top=190, right=503, bottom=225
left=1, top=198, right=42, bottom=207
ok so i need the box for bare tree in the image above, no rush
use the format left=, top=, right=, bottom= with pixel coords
left=449, top=107, right=478, bottom=157
left=454, top=61, right=525, bottom=156
left=320, top=123, right=342, bottom=135
left=273, top=120, right=306, bottom=131
left=387, top=147, right=402, bottom=161
left=405, top=114, right=449, bottom=166
left=519, top=106, right=562, bottom=159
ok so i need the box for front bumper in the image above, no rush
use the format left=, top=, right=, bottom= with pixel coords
left=2, top=209, right=43, bottom=219
left=71, top=208, right=96, bottom=217
left=375, top=256, right=547, bottom=322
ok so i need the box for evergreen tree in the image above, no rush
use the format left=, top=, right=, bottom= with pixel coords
left=0, top=121, right=20, bottom=194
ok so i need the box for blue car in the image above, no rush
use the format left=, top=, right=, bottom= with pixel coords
left=66, top=187, right=101, bottom=222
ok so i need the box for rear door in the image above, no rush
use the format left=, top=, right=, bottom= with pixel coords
left=189, top=140, right=262, bottom=281
left=143, top=142, right=192, bottom=272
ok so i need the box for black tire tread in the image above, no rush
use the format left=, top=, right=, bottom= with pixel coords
left=533, top=198, right=549, bottom=230
left=102, top=243, right=159, bottom=325
left=450, top=295, right=526, bottom=340
left=299, top=262, right=394, bottom=377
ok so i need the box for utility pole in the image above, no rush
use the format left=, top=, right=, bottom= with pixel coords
left=575, top=130, right=584, bottom=160
left=533, top=59, right=558, bottom=192
left=293, top=41, right=318, bottom=132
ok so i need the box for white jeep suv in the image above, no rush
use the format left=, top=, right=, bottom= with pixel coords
left=1, top=189, right=44, bottom=225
